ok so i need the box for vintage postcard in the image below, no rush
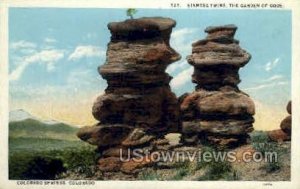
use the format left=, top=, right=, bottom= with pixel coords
left=0, top=0, right=300, bottom=188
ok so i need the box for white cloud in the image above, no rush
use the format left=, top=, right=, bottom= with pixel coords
left=10, top=40, right=36, bottom=50
left=264, top=75, right=284, bottom=82
left=166, top=61, right=189, bottom=74
left=171, top=28, right=199, bottom=55
left=265, top=58, right=280, bottom=71
left=9, top=62, right=31, bottom=81
left=26, top=49, right=64, bottom=63
left=170, top=67, right=193, bottom=89
left=25, top=49, right=64, bottom=71
left=9, top=49, right=65, bottom=81
left=68, top=45, right=105, bottom=61
left=244, top=81, right=288, bottom=91
left=242, top=74, right=288, bottom=92
left=19, top=48, right=37, bottom=55
left=167, top=28, right=199, bottom=90
left=44, top=37, right=57, bottom=43
left=172, top=28, right=198, bottom=39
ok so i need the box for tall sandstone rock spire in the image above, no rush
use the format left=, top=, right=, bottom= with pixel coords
left=77, top=17, right=181, bottom=173
left=180, top=25, right=255, bottom=148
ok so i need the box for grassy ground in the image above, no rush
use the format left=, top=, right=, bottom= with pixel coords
left=9, top=121, right=290, bottom=181
left=9, top=119, right=98, bottom=180
left=9, top=137, right=97, bottom=180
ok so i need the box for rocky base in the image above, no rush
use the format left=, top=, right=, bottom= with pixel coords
left=60, top=141, right=291, bottom=181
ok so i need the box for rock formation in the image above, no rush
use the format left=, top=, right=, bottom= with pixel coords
left=281, top=101, right=292, bottom=135
left=268, top=101, right=291, bottom=142
left=180, top=25, right=255, bottom=148
left=77, top=17, right=181, bottom=173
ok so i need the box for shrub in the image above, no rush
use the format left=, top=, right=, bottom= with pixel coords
left=22, top=156, right=65, bottom=180
left=138, top=169, right=161, bottom=180
left=9, top=146, right=97, bottom=180
left=9, top=152, right=65, bottom=180
left=126, top=8, right=137, bottom=19
left=250, top=131, right=283, bottom=173
left=250, top=131, right=270, bottom=143
left=168, top=161, right=191, bottom=180
left=197, top=160, right=232, bottom=180
left=250, top=131, right=272, bottom=154
left=195, top=146, right=235, bottom=180
left=263, top=161, right=281, bottom=173
left=61, top=146, right=97, bottom=177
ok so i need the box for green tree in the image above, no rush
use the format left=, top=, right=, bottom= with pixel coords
left=126, top=8, right=137, bottom=19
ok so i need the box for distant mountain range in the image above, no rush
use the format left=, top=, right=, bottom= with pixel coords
left=9, top=109, right=79, bottom=141
left=10, top=109, right=62, bottom=125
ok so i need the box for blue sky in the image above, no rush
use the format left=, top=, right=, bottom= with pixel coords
left=9, top=8, right=291, bottom=128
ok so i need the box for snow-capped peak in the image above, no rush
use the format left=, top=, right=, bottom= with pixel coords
left=9, top=109, right=60, bottom=125
left=9, top=109, right=34, bottom=122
